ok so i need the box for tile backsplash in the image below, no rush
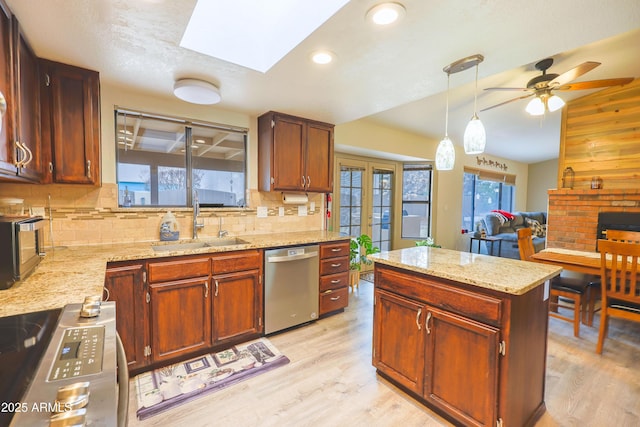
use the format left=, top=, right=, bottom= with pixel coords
left=0, top=183, right=326, bottom=247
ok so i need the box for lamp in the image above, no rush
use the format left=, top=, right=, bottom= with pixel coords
left=526, top=91, right=565, bottom=116
left=463, top=56, right=486, bottom=154
left=435, top=72, right=455, bottom=170
left=173, top=78, right=221, bottom=105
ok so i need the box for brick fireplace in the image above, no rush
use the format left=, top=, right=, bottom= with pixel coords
left=546, top=189, right=640, bottom=252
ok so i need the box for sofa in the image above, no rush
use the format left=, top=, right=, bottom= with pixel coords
left=478, top=211, right=547, bottom=259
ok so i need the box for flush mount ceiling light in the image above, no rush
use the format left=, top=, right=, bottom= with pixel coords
left=311, top=50, right=335, bottom=65
left=366, top=2, right=406, bottom=25
left=173, top=79, right=221, bottom=105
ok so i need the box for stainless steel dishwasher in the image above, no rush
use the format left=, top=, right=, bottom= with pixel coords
left=264, top=245, right=319, bottom=334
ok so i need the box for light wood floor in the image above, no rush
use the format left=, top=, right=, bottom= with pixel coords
left=126, top=279, right=640, bottom=427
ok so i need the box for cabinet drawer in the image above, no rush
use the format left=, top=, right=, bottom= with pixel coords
left=320, top=271, right=349, bottom=292
left=320, top=241, right=350, bottom=259
left=320, top=256, right=349, bottom=275
left=376, top=266, right=502, bottom=326
left=148, top=256, right=210, bottom=283
left=212, top=250, right=261, bottom=274
left=320, top=287, right=349, bottom=314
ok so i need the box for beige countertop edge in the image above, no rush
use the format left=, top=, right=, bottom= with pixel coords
left=0, top=231, right=349, bottom=318
left=370, top=247, right=562, bottom=296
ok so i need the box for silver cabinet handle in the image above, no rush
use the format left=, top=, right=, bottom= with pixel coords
left=330, top=279, right=341, bottom=284
left=214, top=279, right=219, bottom=297
left=15, top=141, right=27, bottom=168
left=426, top=312, right=432, bottom=334
left=301, top=175, right=306, bottom=188
left=49, top=162, right=54, bottom=173
left=416, top=308, right=422, bottom=330
left=204, top=281, right=209, bottom=298
left=306, top=175, right=311, bottom=189
left=331, top=263, right=342, bottom=268
left=86, top=160, right=91, bottom=178
left=102, top=287, right=110, bottom=301
left=331, top=248, right=342, bottom=252
left=330, top=295, right=341, bottom=301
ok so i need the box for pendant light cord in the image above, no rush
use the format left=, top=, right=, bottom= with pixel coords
left=444, top=73, right=450, bottom=137
left=473, top=64, right=479, bottom=116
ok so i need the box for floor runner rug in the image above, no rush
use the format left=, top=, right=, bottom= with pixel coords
left=134, top=337, right=289, bottom=420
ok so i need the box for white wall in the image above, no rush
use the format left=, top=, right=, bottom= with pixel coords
left=527, top=158, right=558, bottom=212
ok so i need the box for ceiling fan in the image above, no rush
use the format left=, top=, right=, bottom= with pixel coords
left=481, top=58, right=634, bottom=115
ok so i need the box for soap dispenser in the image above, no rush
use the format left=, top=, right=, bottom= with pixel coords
left=160, top=211, right=180, bottom=241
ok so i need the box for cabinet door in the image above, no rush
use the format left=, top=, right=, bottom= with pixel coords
left=424, top=306, right=500, bottom=427
left=0, top=1, right=16, bottom=178
left=272, top=115, right=305, bottom=191
left=149, top=277, right=211, bottom=364
left=104, top=262, right=147, bottom=371
left=13, top=22, right=41, bottom=182
left=212, top=270, right=262, bottom=345
left=373, top=289, right=425, bottom=395
left=304, top=122, right=333, bottom=192
left=40, top=60, right=100, bottom=184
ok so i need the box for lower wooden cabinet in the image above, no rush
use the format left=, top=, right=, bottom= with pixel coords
left=149, top=277, right=211, bottom=364
left=373, top=264, right=547, bottom=427
left=105, top=250, right=263, bottom=374
left=103, top=261, right=147, bottom=371
left=319, top=240, right=350, bottom=316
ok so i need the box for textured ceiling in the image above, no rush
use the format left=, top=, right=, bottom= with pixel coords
left=7, top=0, right=640, bottom=164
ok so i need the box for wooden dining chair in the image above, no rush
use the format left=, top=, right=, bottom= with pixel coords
left=605, top=229, right=640, bottom=243
left=517, top=228, right=591, bottom=337
left=596, top=239, right=640, bottom=354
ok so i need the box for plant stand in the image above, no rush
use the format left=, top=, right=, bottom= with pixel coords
left=349, top=269, right=360, bottom=291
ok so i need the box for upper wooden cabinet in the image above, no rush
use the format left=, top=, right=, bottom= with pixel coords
left=0, top=8, right=41, bottom=182
left=258, top=111, right=334, bottom=193
left=40, top=59, right=101, bottom=185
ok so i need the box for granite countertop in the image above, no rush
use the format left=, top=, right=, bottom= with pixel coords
left=370, top=246, right=562, bottom=295
left=0, top=231, right=349, bottom=318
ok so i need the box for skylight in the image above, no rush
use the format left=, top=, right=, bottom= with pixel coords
left=180, top=0, right=350, bottom=73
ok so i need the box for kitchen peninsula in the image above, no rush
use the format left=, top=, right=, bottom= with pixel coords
left=370, top=247, right=561, bottom=427
left=0, top=230, right=347, bottom=318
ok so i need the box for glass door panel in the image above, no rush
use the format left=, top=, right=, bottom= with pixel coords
left=339, top=166, right=364, bottom=237
left=371, top=169, right=394, bottom=252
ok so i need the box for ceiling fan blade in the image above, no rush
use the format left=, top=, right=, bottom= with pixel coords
left=550, top=61, right=600, bottom=87
left=557, top=77, right=634, bottom=91
left=480, top=93, right=534, bottom=112
left=484, top=87, right=530, bottom=92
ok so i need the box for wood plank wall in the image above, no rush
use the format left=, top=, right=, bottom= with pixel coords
left=557, top=78, right=640, bottom=190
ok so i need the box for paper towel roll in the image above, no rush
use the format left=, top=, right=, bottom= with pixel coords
left=282, top=193, right=308, bottom=205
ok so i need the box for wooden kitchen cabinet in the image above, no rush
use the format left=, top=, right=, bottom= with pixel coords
left=103, top=261, right=147, bottom=371
left=211, top=250, right=263, bottom=346
left=258, top=111, right=334, bottom=193
left=147, top=256, right=211, bottom=364
left=39, top=59, right=100, bottom=185
left=319, top=240, right=350, bottom=316
left=373, top=264, right=547, bottom=427
left=0, top=9, right=41, bottom=182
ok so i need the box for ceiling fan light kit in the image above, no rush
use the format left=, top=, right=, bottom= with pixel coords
left=173, top=78, right=221, bottom=105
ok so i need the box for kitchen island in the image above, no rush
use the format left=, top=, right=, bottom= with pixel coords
left=370, top=246, right=561, bottom=427
left=0, top=230, right=347, bottom=317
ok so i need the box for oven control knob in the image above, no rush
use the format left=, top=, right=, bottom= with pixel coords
left=80, top=295, right=102, bottom=318
left=49, top=408, right=86, bottom=427
left=53, top=381, right=91, bottom=413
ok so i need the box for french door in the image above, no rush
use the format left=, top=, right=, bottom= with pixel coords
left=336, top=157, right=395, bottom=267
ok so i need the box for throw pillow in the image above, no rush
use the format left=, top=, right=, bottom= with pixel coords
left=526, top=218, right=546, bottom=237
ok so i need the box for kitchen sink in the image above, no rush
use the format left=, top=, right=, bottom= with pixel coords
left=151, top=237, right=249, bottom=252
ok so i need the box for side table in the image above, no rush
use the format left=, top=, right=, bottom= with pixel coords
left=469, top=235, right=503, bottom=256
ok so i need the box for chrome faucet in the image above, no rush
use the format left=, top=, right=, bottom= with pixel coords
left=218, top=216, right=228, bottom=238
left=193, top=191, right=204, bottom=239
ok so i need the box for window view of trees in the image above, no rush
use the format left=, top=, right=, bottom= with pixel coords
left=462, top=172, right=514, bottom=231
left=401, top=164, right=432, bottom=239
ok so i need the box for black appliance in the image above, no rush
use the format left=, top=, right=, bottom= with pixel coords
left=0, top=216, right=45, bottom=290
left=0, top=299, right=128, bottom=426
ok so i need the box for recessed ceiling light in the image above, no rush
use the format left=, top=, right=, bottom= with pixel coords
left=173, top=78, right=221, bottom=105
left=366, top=2, right=406, bottom=26
left=311, top=50, right=335, bottom=65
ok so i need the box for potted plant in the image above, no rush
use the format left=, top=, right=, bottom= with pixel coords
left=349, top=234, right=380, bottom=287
left=415, top=237, right=441, bottom=247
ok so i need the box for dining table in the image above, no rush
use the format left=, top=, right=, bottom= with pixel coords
left=530, top=247, right=601, bottom=276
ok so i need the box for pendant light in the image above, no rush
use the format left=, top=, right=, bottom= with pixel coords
left=435, top=72, right=455, bottom=170
left=463, top=56, right=486, bottom=154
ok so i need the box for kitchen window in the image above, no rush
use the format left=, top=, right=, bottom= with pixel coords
left=115, top=109, right=248, bottom=207
left=401, top=163, right=433, bottom=239
left=461, top=167, right=515, bottom=232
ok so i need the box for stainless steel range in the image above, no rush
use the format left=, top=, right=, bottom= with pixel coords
left=2, top=297, right=128, bottom=426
